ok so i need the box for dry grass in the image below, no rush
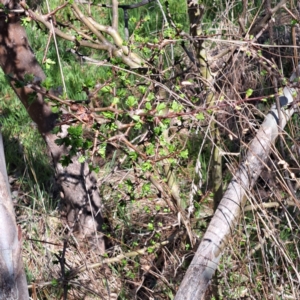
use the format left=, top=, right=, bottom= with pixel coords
left=2, top=0, right=300, bottom=299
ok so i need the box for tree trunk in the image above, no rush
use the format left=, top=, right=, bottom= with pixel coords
left=0, top=2, right=105, bottom=252
left=0, top=133, right=29, bottom=299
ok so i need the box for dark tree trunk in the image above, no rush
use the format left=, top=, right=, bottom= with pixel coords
left=0, top=1, right=105, bottom=256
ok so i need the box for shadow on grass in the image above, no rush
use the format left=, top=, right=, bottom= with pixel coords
left=0, top=105, right=57, bottom=211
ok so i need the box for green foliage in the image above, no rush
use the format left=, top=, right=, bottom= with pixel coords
left=55, top=125, right=92, bottom=166
left=3, top=0, right=299, bottom=298
left=0, top=71, right=53, bottom=188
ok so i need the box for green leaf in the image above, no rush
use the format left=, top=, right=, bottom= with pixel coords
left=51, top=106, right=60, bottom=113
left=102, top=111, right=115, bottom=119
left=51, top=279, right=58, bottom=287
left=134, top=122, right=142, bottom=130
left=44, top=58, right=56, bottom=70
left=83, top=140, right=93, bottom=149
left=129, top=151, right=138, bottom=161
left=112, top=97, right=119, bottom=105
left=60, top=155, right=72, bottom=167
left=147, top=246, right=154, bottom=253
left=98, top=143, right=107, bottom=158
left=126, top=96, right=138, bottom=108
left=154, top=126, right=162, bottom=135
left=245, top=88, right=253, bottom=98
left=41, top=78, right=54, bottom=90
left=132, top=115, right=141, bottom=122
left=67, top=125, right=83, bottom=137
left=101, top=86, right=112, bottom=93
left=89, top=164, right=100, bottom=173
left=147, top=223, right=154, bottom=230
left=78, top=156, right=86, bottom=163
left=83, top=77, right=95, bottom=88
left=145, top=102, right=152, bottom=110
left=21, top=17, right=31, bottom=27
left=55, top=138, right=65, bottom=146
left=156, top=103, right=166, bottom=112
left=291, top=19, right=298, bottom=25
left=52, top=126, right=60, bottom=134
left=24, top=73, right=34, bottom=83
left=171, top=100, right=182, bottom=112
left=141, top=161, right=152, bottom=171
left=147, top=92, right=155, bottom=101
left=142, top=183, right=151, bottom=195
left=117, top=89, right=126, bottom=97
left=196, top=112, right=205, bottom=120
left=185, top=243, right=191, bottom=250
left=146, top=144, right=155, bottom=155
left=180, top=149, right=189, bottom=159
left=260, top=70, right=267, bottom=76
left=138, top=86, right=147, bottom=94
left=110, top=123, right=118, bottom=131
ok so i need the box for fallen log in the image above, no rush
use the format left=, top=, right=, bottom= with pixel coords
left=174, top=82, right=298, bottom=299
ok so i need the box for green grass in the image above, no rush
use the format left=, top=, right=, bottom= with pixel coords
left=0, top=70, right=61, bottom=298
left=0, top=70, right=53, bottom=186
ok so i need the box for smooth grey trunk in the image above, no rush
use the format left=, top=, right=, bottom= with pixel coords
left=0, top=133, right=29, bottom=300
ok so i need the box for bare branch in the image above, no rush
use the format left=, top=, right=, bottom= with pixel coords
left=21, top=4, right=147, bottom=68
left=238, top=0, right=248, bottom=34
left=112, top=0, right=119, bottom=30
left=71, top=3, right=108, bottom=45
left=249, top=0, right=287, bottom=35
left=21, top=5, right=111, bottom=51
left=76, top=0, right=155, bottom=9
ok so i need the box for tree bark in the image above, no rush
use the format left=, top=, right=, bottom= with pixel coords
left=0, top=2, right=105, bottom=252
left=0, top=133, right=29, bottom=299
left=174, top=85, right=297, bottom=299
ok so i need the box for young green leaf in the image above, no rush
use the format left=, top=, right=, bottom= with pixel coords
left=245, top=88, right=253, bottom=98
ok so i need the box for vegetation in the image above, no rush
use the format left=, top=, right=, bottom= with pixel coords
left=1, top=0, right=300, bottom=298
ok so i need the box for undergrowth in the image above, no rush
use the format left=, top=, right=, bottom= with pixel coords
left=1, top=0, right=300, bottom=299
